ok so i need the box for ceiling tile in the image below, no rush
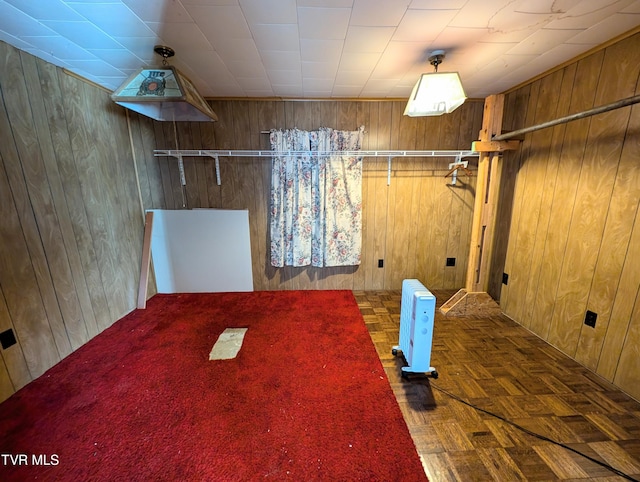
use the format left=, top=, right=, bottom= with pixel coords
left=267, top=69, right=302, bottom=85
left=226, top=59, right=267, bottom=77
left=303, top=77, right=334, bottom=90
left=392, top=9, right=458, bottom=42
left=181, top=0, right=240, bottom=7
left=360, top=77, right=399, bottom=96
left=272, top=83, right=303, bottom=97
left=20, top=35, right=93, bottom=60
left=239, top=0, right=297, bottom=24
left=298, top=0, right=353, bottom=7
left=377, top=41, right=431, bottom=73
left=298, top=7, right=350, bottom=39
left=88, top=48, right=147, bottom=69
left=0, top=3, right=58, bottom=37
left=188, top=5, right=252, bottom=41
left=251, top=24, right=300, bottom=52
left=123, top=0, right=193, bottom=23
left=506, top=28, right=584, bottom=55
left=567, top=13, right=640, bottom=45
left=112, top=36, right=162, bottom=64
left=331, top=84, right=363, bottom=97
left=343, top=26, right=395, bottom=53
left=621, top=0, right=640, bottom=13
left=148, top=21, right=212, bottom=51
left=66, top=3, right=155, bottom=38
left=236, top=75, right=272, bottom=91
left=4, top=0, right=84, bottom=21
left=514, top=0, right=582, bottom=14
left=214, top=37, right=261, bottom=62
left=545, top=0, right=637, bottom=29
left=0, top=30, right=32, bottom=51
left=260, top=50, right=302, bottom=70
left=41, top=21, right=124, bottom=49
left=409, top=0, right=467, bottom=8
left=449, top=0, right=502, bottom=28
left=432, top=26, right=490, bottom=51
left=300, top=38, right=343, bottom=63
left=335, top=69, right=371, bottom=84
left=350, top=0, right=411, bottom=27
left=64, top=57, right=125, bottom=77
left=338, top=51, right=381, bottom=70
left=302, top=61, right=338, bottom=78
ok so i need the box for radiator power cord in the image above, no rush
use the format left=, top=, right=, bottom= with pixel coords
left=429, top=382, right=640, bottom=482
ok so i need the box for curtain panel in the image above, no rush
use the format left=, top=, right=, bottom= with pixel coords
left=270, top=126, right=364, bottom=268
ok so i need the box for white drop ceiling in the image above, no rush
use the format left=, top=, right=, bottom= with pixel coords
left=1, top=0, right=639, bottom=100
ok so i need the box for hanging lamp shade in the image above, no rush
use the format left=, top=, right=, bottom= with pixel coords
left=111, top=46, right=218, bottom=122
left=404, top=51, right=466, bottom=117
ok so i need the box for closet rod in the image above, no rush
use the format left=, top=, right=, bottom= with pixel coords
left=494, top=94, right=640, bottom=141
left=154, top=149, right=479, bottom=186
left=154, top=149, right=479, bottom=158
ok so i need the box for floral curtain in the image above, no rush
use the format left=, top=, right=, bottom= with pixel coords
left=270, top=126, right=364, bottom=267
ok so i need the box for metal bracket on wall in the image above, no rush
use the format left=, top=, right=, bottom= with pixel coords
left=177, top=154, right=187, bottom=208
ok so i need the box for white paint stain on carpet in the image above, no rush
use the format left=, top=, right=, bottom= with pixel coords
left=209, top=328, right=248, bottom=360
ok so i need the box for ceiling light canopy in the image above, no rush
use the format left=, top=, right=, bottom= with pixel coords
left=111, top=45, right=218, bottom=122
left=404, top=51, right=466, bottom=117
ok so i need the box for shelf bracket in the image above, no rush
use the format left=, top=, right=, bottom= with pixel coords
left=205, top=153, right=221, bottom=186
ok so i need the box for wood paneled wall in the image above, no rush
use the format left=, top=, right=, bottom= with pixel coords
left=141, top=99, right=484, bottom=292
left=497, top=32, right=640, bottom=399
left=0, top=42, right=148, bottom=402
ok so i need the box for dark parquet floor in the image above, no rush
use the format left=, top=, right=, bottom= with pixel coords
left=355, top=289, right=640, bottom=482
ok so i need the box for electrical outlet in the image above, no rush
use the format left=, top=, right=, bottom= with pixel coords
left=585, top=310, right=597, bottom=328
left=502, top=273, right=509, bottom=285
left=0, top=329, right=17, bottom=349
left=446, top=257, right=456, bottom=267
left=378, top=259, right=384, bottom=268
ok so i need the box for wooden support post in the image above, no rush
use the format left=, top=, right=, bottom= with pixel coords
left=137, top=211, right=154, bottom=309
left=441, top=94, right=513, bottom=317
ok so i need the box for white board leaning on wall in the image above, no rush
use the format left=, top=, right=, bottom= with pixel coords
left=150, top=209, right=253, bottom=293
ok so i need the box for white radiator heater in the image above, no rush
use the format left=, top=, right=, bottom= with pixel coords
left=392, top=279, right=438, bottom=378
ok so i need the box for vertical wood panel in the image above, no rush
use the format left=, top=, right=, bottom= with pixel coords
left=499, top=32, right=640, bottom=398
left=23, top=54, right=90, bottom=349
left=547, top=49, right=623, bottom=356
left=614, top=294, right=640, bottom=400
left=0, top=42, right=148, bottom=401
left=0, top=44, right=70, bottom=368
left=526, top=64, right=576, bottom=338
left=500, top=81, right=541, bottom=323
left=596, top=99, right=640, bottom=379
left=575, top=38, right=640, bottom=371
left=519, top=71, right=564, bottom=329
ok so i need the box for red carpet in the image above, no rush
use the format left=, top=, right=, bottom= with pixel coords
left=0, top=291, right=427, bottom=481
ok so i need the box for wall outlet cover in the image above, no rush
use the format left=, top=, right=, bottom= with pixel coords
left=585, top=310, right=597, bottom=328
left=0, top=329, right=17, bottom=350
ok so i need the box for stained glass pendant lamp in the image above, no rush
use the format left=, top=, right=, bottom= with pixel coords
left=111, top=45, right=218, bottom=122
left=404, top=50, right=466, bottom=117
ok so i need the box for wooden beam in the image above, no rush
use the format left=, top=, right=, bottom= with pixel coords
left=471, top=140, right=520, bottom=152
left=443, top=94, right=506, bottom=315
left=137, top=211, right=154, bottom=309
left=466, top=94, right=505, bottom=292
